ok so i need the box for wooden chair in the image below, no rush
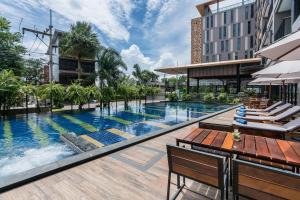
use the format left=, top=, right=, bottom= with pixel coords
left=166, top=144, right=229, bottom=200
left=232, top=158, right=300, bottom=200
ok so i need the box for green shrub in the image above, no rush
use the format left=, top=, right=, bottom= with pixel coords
left=168, top=92, right=178, bottom=101
left=217, top=93, right=228, bottom=103
left=203, top=93, right=215, bottom=103
left=232, top=98, right=241, bottom=104
left=182, top=93, right=192, bottom=101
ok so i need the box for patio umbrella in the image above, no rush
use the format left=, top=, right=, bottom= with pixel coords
left=280, top=46, right=300, bottom=61
left=252, top=61, right=300, bottom=78
left=255, top=30, right=300, bottom=60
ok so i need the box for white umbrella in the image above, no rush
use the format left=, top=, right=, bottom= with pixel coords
left=249, top=77, right=300, bottom=85
left=255, top=30, right=300, bottom=60
left=280, top=46, right=300, bottom=61
left=252, top=61, right=300, bottom=78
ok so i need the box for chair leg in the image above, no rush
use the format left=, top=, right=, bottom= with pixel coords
left=177, top=175, right=180, bottom=189
left=166, top=171, right=171, bottom=200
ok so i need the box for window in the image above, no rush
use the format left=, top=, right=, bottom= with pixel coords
left=231, top=10, right=234, bottom=23
left=250, top=50, right=253, bottom=58
left=210, top=15, right=213, bottom=28
left=212, top=55, right=216, bottom=62
left=232, top=24, right=236, bottom=37
left=206, top=16, right=209, bottom=28
left=223, top=26, right=227, bottom=38
left=237, top=23, right=241, bottom=36
left=237, top=38, right=241, bottom=50
left=247, top=21, right=251, bottom=34
left=225, top=40, right=229, bottom=52
left=235, top=52, right=238, bottom=60
left=210, top=42, right=213, bottom=54
left=220, top=41, right=224, bottom=52
left=251, top=4, right=254, bottom=18
left=219, top=27, right=222, bottom=39
left=244, top=51, right=248, bottom=59
left=224, top=12, right=227, bottom=24
left=205, top=43, right=209, bottom=54
left=250, top=36, right=254, bottom=48
left=245, top=6, right=249, bottom=20
left=228, top=53, right=232, bottom=60
left=206, top=56, right=209, bottom=62
left=206, top=30, right=210, bottom=42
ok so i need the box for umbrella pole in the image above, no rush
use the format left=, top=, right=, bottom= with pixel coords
left=282, top=80, right=286, bottom=103
left=269, top=83, right=271, bottom=99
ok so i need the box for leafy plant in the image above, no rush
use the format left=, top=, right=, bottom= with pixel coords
left=182, top=93, right=192, bottom=101
left=203, top=93, right=215, bottom=103
left=39, top=82, right=65, bottom=108
left=66, top=82, right=86, bottom=110
left=168, top=92, right=178, bottom=102
left=217, top=93, right=228, bottom=103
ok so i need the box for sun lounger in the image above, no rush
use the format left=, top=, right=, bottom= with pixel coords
left=243, top=101, right=283, bottom=112
left=233, top=117, right=300, bottom=139
left=234, top=106, right=300, bottom=123
left=245, top=103, right=292, bottom=116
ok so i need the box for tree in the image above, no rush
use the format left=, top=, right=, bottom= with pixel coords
left=60, top=21, right=100, bottom=80
left=0, top=70, right=22, bottom=112
left=23, top=58, right=45, bottom=85
left=66, top=82, right=86, bottom=110
left=118, top=76, right=136, bottom=110
left=39, top=82, right=65, bottom=108
left=19, top=84, right=35, bottom=114
left=0, top=17, right=26, bottom=75
left=85, top=85, right=97, bottom=108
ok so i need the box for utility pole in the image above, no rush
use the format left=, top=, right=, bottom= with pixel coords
left=22, top=9, right=54, bottom=112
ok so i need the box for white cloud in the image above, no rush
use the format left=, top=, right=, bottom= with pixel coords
left=121, top=44, right=154, bottom=73
left=121, top=44, right=176, bottom=75
left=3, top=0, right=135, bottom=41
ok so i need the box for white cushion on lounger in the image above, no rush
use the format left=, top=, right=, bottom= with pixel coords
left=233, top=121, right=286, bottom=132
left=283, top=117, right=300, bottom=131
left=245, top=101, right=283, bottom=112
left=245, top=103, right=292, bottom=116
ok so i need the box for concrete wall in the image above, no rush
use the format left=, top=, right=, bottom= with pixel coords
left=201, top=2, right=256, bottom=62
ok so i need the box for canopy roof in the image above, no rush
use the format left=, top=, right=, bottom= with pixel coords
left=155, top=58, right=262, bottom=75
left=249, top=77, right=300, bottom=85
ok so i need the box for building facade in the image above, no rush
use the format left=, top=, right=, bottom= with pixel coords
left=256, top=0, right=300, bottom=51
left=45, top=30, right=96, bottom=85
left=191, top=0, right=256, bottom=64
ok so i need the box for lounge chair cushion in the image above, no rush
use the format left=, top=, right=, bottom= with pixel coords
left=232, top=121, right=286, bottom=132
left=245, top=103, right=292, bottom=116
left=283, top=117, right=300, bottom=132
left=237, top=112, right=246, bottom=117
left=246, top=101, right=283, bottom=112
left=235, top=118, right=247, bottom=124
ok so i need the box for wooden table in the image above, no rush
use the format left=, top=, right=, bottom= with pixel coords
left=176, top=128, right=300, bottom=167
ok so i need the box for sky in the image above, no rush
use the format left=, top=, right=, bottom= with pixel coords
left=0, top=0, right=207, bottom=75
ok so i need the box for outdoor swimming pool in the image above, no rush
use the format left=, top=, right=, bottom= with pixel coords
left=0, top=102, right=230, bottom=178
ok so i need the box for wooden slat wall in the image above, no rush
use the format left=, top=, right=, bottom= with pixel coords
left=189, top=65, right=237, bottom=78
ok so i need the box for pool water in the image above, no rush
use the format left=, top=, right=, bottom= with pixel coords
left=0, top=102, right=230, bottom=178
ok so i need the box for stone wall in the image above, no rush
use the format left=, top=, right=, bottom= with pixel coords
left=191, top=17, right=202, bottom=64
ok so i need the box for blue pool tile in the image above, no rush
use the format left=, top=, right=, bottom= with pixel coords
left=86, top=131, right=126, bottom=146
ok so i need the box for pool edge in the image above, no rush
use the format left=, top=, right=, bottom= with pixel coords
left=0, top=104, right=241, bottom=193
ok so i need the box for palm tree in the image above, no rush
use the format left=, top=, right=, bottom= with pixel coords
left=19, top=84, right=35, bottom=114
left=66, top=82, right=86, bottom=110
left=85, top=85, right=97, bottom=108
left=60, top=21, right=100, bottom=80
left=0, top=70, right=22, bottom=112
left=96, top=47, right=127, bottom=108
left=39, top=82, right=65, bottom=109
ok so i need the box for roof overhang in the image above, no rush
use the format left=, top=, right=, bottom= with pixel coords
left=196, top=0, right=224, bottom=16
left=155, top=58, right=262, bottom=75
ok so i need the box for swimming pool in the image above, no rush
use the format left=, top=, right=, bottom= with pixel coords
left=0, top=102, right=230, bottom=178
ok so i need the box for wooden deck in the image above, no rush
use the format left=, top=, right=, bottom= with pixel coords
left=0, top=123, right=236, bottom=200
